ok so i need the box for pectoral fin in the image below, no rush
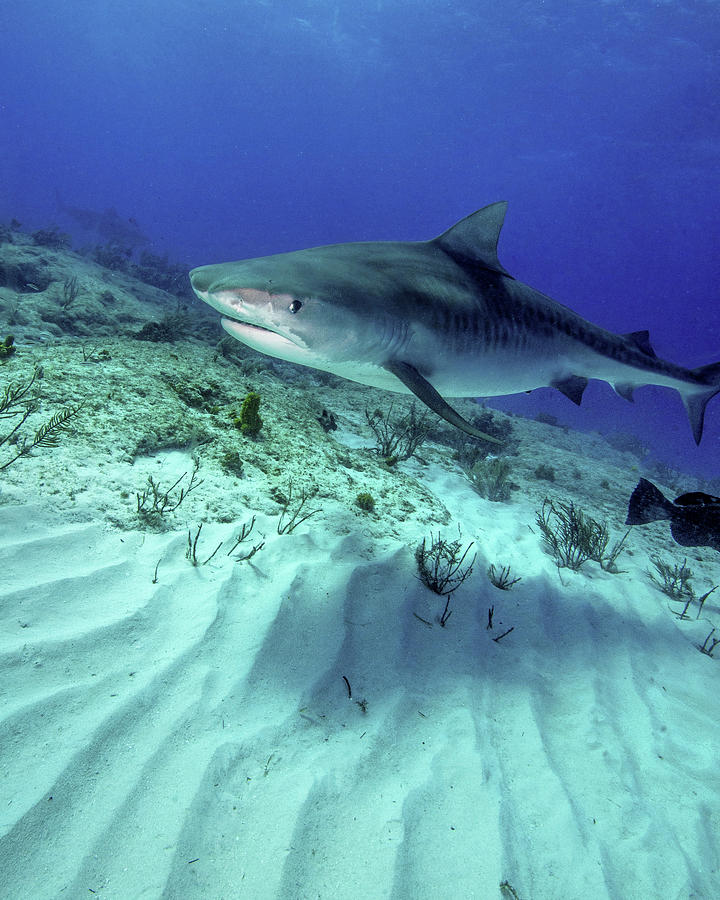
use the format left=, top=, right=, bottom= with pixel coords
left=384, top=360, right=503, bottom=444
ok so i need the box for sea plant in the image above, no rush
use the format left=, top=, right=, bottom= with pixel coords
left=31, top=226, right=71, bottom=250
left=446, top=410, right=517, bottom=470
left=317, top=409, right=337, bottom=432
left=275, top=480, right=321, bottom=534
left=226, top=516, right=265, bottom=561
left=468, top=456, right=515, bottom=502
left=61, top=275, right=80, bottom=310
left=647, top=556, right=694, bottom=600
left=356, top=492, right=375, bottom=512
left=135, top=457, right=203, bottom=525
left=487, top=563, right=522, bottom=590
left=186, top=523, right=223, bottom=566
left=416, top=531, right=476, bottom=595
left=0, top=335, right=16, bottom=360
left=220, top=450, right=244, bottom=476
left=365, top=401, right=430, bottom=464
left=535, top=498, right=627, bottom=572
left=235, top=390, right=263, bottom=437
left=1, top=367, right=82, bottom=471
left=135, top=308, right=190, bottom=343
left=131, top=251, right=190, bottom=295
left=699, top=628, right=720, bottom=657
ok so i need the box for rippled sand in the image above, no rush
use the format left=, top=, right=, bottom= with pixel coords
left=0, top=316, right=717, bottom=899
left=2, top=472, right=719, bottom=899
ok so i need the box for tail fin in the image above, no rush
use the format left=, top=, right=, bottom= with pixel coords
left=684, top=361, right=720, bottom=445
left=626, top=478, right=674, bottom=526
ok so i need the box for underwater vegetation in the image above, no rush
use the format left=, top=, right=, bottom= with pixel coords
left=91, top=242, right=134, bottom=270
left=0, top=366, right=82, bottom=471
left=535, top=498, right=629, bottom=573
left=647, top=555, right=694, bottom=600
left=274, top=481, right=321, bottom=534
left=220, top=450, right=244, bottom=477
left=699, top=630, right=720, bottom=657
left=365, top=401, right=429, bottom=465
left=31, top=226, right=72, bottom=251
left=355, top=491, right=375, bottom=512
left=132, top=251, right=190, bottom=295
left=467, top=456, right=516, bottom=502
left=234, top=391, right=263, bottom=437
left=135, top=458, right=204, bottom=529
left=0, top=257, right=53, bottom=294
left=445, top=409, right=518, bottom=470
left=89, top=244, right=193, bottom=299
left=487, top=563, right=522, bottom=590
left=61, top=276, right=80, bottom=311
left=414, top=533, right=519, bottom=636
left=135, top=308, right=191, bottom=343
left=415, top=531, right=476, bottom=596
left=0, top=335, right=16, bottom=359
left=183, top=516, right=265, bottom=568
left=317, top=408, right=338, bottom=432
left=645, top=555, right=719, bottom=654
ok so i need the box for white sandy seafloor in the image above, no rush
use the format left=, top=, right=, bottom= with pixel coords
left=1, top=239, right=719, bottom=899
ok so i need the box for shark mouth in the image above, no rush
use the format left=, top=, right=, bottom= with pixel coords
left=220, top=316, right=311, bottom=363
left=190, top=274, right=312, bottom=362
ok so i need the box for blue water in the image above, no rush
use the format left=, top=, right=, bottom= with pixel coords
left=2, top=0, right=718, bottom=474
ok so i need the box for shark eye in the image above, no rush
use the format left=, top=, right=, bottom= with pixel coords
left=289, top=300, right=303, bottom=314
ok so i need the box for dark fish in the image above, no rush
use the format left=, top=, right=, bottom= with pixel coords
left=626, top=478, right=720, bottom=551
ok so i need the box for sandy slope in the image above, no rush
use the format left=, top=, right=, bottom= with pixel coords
left=1, top=435, right=719, bottom=899
left=1, top=242, right=719, bottom=898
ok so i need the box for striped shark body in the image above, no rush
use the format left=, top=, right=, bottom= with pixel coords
left=190, top=202, right=720, bottom=444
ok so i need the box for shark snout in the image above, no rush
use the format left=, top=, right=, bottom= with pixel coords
left=189, top=265, right=217, bottom=296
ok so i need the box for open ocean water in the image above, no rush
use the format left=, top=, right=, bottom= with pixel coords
left=2, top=1, right=718, bottom=476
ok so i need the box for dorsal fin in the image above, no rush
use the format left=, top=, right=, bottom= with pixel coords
left=623, top=330, right=656, bottom=358
left=433, top=201, right=512, bottom=277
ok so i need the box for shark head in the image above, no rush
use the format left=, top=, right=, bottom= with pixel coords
left=190, top=244, right=418, bottom=388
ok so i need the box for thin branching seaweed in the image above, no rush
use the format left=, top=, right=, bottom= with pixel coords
left=487, top=563, right=522, bottom=590
left=136, top=457, right=204, bottom=524
left=276, top=481, right=322, bottom=534
left=416, top=531, right=476, bottom=595
left=186, top=523, right=224, bottom=566
left=365, top=401, right=430, bottom=464
left=647, top=556, right=694, bottom=600
left=535, top=498, right=627, bottom=573
left=1, top=368, right=82, bottom=471
left=226, top=515, right=265, bottom=561
left=468, top=457, right=515, bottom=502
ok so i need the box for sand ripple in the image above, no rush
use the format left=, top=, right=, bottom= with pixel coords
left=1, top=505, right=719, bottom=899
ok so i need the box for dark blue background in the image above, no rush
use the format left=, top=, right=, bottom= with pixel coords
left=2, top=1, right=718, bottom=474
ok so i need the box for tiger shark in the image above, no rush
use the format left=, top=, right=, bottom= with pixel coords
left=190, top=202, right=719, bottom=444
